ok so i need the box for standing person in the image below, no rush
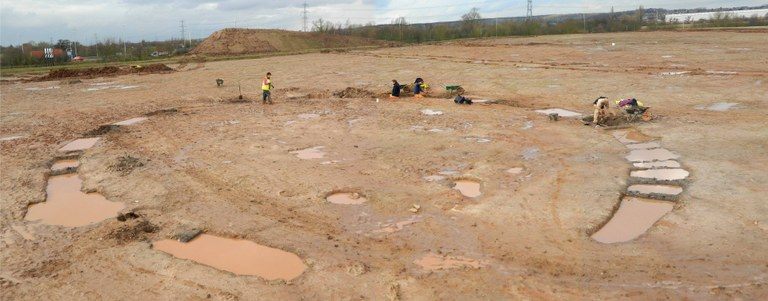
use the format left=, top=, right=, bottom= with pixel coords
left=390, top=80, right=402, bottom=98
left=261, top=72, right=274, bottom=104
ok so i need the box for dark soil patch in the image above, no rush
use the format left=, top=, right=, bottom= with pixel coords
left=35, top=63, right=175, bottom=81
left=107, top=219, right=158, bottom=243
left=84, top=124, right=120, bottom=137
left=333, top=87, right=377, bottom=99
left=145, top=108, right=178, bottom=116
left=109, top=155, right=144, bottom=176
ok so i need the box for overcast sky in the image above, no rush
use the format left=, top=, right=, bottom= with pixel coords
left=1, top=0, right=765, bottom=45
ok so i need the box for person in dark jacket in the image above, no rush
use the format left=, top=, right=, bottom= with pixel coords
left=413, top=77, right=425, bottom=98
left=454, top=95, right=472, bottom=105
left=390, top=80, right=402, bottom=98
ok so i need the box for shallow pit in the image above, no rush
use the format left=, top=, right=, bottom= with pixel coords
left=591, top=197, right=674, bottom=244
left=291, top=146, right=325, bottom=159
left=51, top=159, right=80, bottom=172
left=625, top=148, right=679, bottom=162
left=633, top=160, right=681, bottom=169
left=627, top=184, right=683, bottom=198
left=535, top=108, right=582, bottom=117
left=414, top=253, right=487, bottom=271
left=24, top=174, right=125, bottom=227
left=59, top=137, right=100, bottom=152
left=113, top=117, right=148, bottom=126
left=153, top=234, right=307, bottom=281
left=630, top=169, right=690, bottom=181
left=327, top=192, right=368, bottom=205
left=453, top=180, right=481, bottom=198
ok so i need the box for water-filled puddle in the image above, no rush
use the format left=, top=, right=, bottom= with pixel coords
left=51, top=159, right=80, bottom=171
left=591, top=197, right=674, bottom=244
left=24, top=174, right=125, bottom=227
left=696, top=102, right=739, bottom=111
left=628, top=184, right=683, bottom=197
left=453, top=180, right=481, bottom=198
left=625, top=148, right=679, bottom=162
left=613, top=130, right=655, bottom=144
left=153, top=234, right=307, bottom=280
left=414, top=253, right=487, bottom=271
left=327, top=192, right=368, bottom=205
left=59, top=138, right=100, bottom=152
left=291, top=146, right=325, bottom=159
left=633, top=160, right=680, bottom=169
left=631, top=169, right=689, bottom=181
left=113, top=117, right=148, bottom=126
left=535, top=108, right=582, bottom=117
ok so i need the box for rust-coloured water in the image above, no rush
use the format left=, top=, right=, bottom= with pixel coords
left=414, top=253, right=487, bottom=271
left=327, top=192, right=368, bottom=205
left=24, top=174, right=125, bottom=227
left=591, top=197, right=674, bottom=244
left=51, top=159, right=80, bottom=171
left=59, top=138, right=100, bottom=152
left=453, top=180, right=481, bottom=198
left=153, top=234, right=307, bottom=281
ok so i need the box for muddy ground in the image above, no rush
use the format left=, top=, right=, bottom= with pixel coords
left=1, top=31, right=767, bottom=300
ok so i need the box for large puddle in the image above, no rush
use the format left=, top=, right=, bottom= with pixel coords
left=113, top=117, right=148, bottom=126
left=414, top=253, right=487, bottom=271
left=153, top=234, right=307, bottom=281
left=631, top=169, right=690, bottom=181
left=591, top=197, right=674, bottom=244
left=59, top=138, right=100, bottom=152
left=625, top=148, right=679, bottom=162
left=51, top=159, right=80, bottom=171
left=327, top=192, right=368, bottom=205
left=291, top=146, right=325, bottom=159
left=24, top=174, right=125, bottom=227
left=453, top=180, right=481, bottom=198
left=535, top=108, right=582, bottom=117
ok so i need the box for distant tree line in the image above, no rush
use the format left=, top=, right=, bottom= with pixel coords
left=0, top=38, right=201, bottom=67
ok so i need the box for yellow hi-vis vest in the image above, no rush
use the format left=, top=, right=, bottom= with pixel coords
left=262, top=78, right=271, bottom=91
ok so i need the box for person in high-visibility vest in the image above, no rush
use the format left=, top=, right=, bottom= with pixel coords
left=262, top=72, right=274, bottom=104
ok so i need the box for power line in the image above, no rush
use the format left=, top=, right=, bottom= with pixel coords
left=302, top=1, right=309, bottom=32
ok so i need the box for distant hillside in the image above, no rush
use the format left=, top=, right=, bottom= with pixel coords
left=191, top=28, right=391, bottom=56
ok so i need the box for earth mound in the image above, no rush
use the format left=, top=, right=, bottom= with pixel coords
left=191, top=28, right=391, bottom=56
left=36, top=64, right=174, bottom=81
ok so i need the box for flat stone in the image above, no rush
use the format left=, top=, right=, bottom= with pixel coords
left=630, top=169, right=690, bottom=181
left=627, top=184, right=684, bottom=198
left=626, top=148, right=679, bottom=162
left=633, top=160, right=681, bottom=169
left=59, top=138, right=100, bottom=152
left=535, top=108, right=582, bottom=117
left=626, top=142, right=661, bottom=150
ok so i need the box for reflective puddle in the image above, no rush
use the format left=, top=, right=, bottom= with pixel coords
left=51, top=159, right=80, bottom=171
left=628, top=184, right=683, bottom=196
left=591, top=197, right=674, bottom=244
left=535, top=108, right=582, bottom=117
left=613, top=130, right=655, bottom=144
left=453, top=180, right=481, bottom=198
left=327, top=192, right=368, bottom=205
left=59, top=138, right=100, bottom=152
left=414, top=253, right=487, bottom=271
left=633, top=160, right=681, bottom=169
left=153, top=234, right=307, bottom=281
left=625, top=148, right=679, bottom=162
left=24, top=174, right=125, bottom=227
left=631, top=169, right=690, bottom=181
left=291, top=146, right=325, bottom=159
left=113, top=117, right=148, bottom=126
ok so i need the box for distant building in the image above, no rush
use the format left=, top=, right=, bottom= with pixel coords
left=665, top=9, right=768, bottom=23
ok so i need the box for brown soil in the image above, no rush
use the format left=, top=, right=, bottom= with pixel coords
left=333, top=87, right=378, bottom=98
left=35, top=64, right=174, bottom=81
left=1, top=31, right=767, bottom=300
left=191, top=28, right=392, bottom=56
